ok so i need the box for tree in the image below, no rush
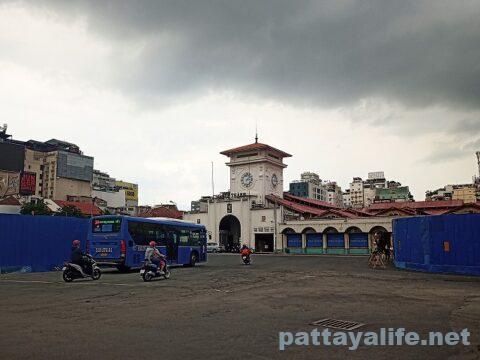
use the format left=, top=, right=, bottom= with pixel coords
left=102, top=208, right=112, bottom=215
left=20, top=200, right=52, bottom=216
left=55, top=205, right=85, bottom=218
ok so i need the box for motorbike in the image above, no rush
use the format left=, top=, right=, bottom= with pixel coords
left=62, top=255, right=101, bottom=282
left=242, top=254, right=251, bottom=265
left=140, top=260, right=171, bottom=282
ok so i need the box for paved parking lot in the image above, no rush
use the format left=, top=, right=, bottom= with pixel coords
left=0, top=254, right=479, bottom=359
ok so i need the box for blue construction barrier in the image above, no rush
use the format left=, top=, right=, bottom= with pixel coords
left=393, top=214, right=480, bottom=276
left=0, top=214, right=89, bottom=273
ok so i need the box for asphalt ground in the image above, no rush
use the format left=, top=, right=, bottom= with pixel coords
left=0, top=254, right=479, bottom=360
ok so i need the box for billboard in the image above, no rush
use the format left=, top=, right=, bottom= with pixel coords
left=0, top=171, right=20, bottom=197
left=116, top=180, right=138, bottom=201
left=20, top=171, right=36, bottom=196
left=0, top=142, right=25, bottom=172
left=57, top=151, right=93, bottom=182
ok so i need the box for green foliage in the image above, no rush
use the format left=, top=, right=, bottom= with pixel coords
left=102, top=208, right=112, bottom=215
left=20, top=200, right=52, bottom=216
left=55, top=205, right=85, bottom=218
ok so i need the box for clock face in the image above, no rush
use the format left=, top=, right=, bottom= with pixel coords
left=271, top=173, right=279, bottom=188
left=241, top=172, right=254, bottom=188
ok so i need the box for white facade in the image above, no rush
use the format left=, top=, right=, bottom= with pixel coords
left=184, top=142, right=290, bottom=252
left=92, top=189, right=127, bottom=208
left=349, top=177, right=364, bottom=208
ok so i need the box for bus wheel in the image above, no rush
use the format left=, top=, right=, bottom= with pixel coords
left=189, top=253, right=197, bottom=267
left=116, top=265, right=131, bottom=273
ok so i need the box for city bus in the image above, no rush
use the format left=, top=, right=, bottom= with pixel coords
left=87, top=216, right=207, bottom=271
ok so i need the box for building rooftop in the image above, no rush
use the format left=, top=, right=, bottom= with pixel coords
left=220, top=142, right=292, bottom=158
left=54, top=200, right=103, bottom=216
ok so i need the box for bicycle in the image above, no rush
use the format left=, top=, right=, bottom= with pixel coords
left=368, top=249, right=386, bottom=269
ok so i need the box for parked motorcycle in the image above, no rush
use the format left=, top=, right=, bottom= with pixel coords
left=242, top=254, right=251, bottom=265
left=140, top=261, right=171, bottom=282
left=62, top=255, right=101, bottom=282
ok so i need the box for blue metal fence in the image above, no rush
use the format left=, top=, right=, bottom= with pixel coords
left=0, top=214, right=89, bottom=273
left=393, top=214, right=480, bottom=276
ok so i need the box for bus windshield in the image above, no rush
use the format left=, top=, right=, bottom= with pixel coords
left=92, top=218, right=122, bottom=233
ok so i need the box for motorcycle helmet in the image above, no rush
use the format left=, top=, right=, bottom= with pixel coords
left=72, top=240, right=81, bottom=247
left=149, top=241, right=156, bottom=247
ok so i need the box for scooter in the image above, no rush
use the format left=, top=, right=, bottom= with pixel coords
left=242, top=254, right=251, bottom=265
left=62, top=255, right=101, bottom=282
left=140, top=261, right=171, bottom=282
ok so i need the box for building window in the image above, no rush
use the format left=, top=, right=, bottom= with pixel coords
left=197, top=219, right=201, bottom=224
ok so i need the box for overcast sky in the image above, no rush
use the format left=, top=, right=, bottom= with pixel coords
left=1, top=0, right=479, bottom=209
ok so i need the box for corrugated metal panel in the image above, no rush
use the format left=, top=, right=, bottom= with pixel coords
left=286, top=234, right=302, bottom=248
left=327, top=233, right=344, bottom=248
left=349, top=233, right=368, bottom=248
left=393, top=214, right=480, bottom=276
left=306, top=233, right=323, bottom=247
left=0, top=214, right=89, bottom=273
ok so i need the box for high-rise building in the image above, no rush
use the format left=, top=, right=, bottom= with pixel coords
left=349, top=172, right=412, bottom=208
left=289, top=173, right=344, bottom=206
left=22, top=139, right=94, bottom=201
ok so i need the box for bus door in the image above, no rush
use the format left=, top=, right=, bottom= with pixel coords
left=167, top=231, right=179, bottom=263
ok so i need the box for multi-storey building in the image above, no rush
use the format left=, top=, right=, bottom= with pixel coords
left=342, top=189, right=351, bottom=207
left=0, top=126, right=93, bottom=201
left=92, top=170, right=117, bottom=192
left=348, top=172, right=411, bottom=208
left=22, top=139, right=93, bottom=201
left=349, top=177, right=364, bottom=208
left=289, top=172, right=327, bottom=202
left=325, top=181, right=343, bottom=207
left=92, top=170, right=139, bottom=213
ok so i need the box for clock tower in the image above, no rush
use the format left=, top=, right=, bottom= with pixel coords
left=220, top=139, right=291, bottom=204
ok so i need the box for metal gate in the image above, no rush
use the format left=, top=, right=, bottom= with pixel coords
left=306, top=233, right=323, bottom=247
left=349, top=233, right=368, bottom=248
left=286, top=234, right=302, bottom=248
left=327, top=233, right=344, bottom=248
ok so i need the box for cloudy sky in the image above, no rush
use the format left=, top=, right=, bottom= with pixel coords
left=1, top=0, right=479, bottom=209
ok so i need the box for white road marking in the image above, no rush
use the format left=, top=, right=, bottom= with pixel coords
left=0, top=279, right=136, bottom=287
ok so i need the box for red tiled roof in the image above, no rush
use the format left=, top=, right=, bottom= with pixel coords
left=0, top=196, right=21, bottom=206
left=220, top=142, right=292, bottom=157
left=266, top=194, right=358, bottom=219
left=283, top=193, right=338, bottom=209
left=138, top=206, right=183, bottom=219
left=54, top=200, right=102, bottom=216
left=367, top=200, right=464, bottom=210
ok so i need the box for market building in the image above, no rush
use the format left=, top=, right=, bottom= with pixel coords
left=185, top=139, right=480, bottom=254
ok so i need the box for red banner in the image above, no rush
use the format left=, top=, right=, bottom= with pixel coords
left=20, top=172, right=36, bottom=196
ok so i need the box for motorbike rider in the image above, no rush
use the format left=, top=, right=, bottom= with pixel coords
left=240, top=244, right=252, bottom=261
left=144, top=241, right=167, bottom=274
left=70, top=240, right=93, bottom=275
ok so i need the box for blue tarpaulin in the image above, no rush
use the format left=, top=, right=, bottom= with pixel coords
left=0, top=214, right=89, bottom=273
left=393, top=214, right=480, bottom=276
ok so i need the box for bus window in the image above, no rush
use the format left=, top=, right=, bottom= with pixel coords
left=155, top=226, right=167, bottom=246
left=128, top=221, right=147, bottom=245
left=128, top=221, right=167, bottom=246
left=179, top=229, right=189, bottom=245
left=190, top=230, right=201, bottom=246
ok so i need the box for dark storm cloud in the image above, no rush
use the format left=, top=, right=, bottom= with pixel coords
left=18, top=0, right=480, bottom=109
